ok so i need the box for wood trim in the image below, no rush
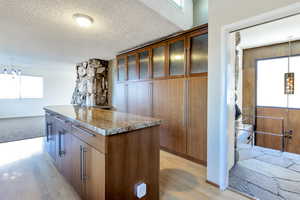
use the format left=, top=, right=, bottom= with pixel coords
left=148, top=48, right=153, bottom=80
left=165, top=42, right=170, bottom=77
left=189, top=72, right=208, bottom=77
left=205, top=180, right=220, bottom=188
left=160, top=147, right=207, bottom=166
left=125, top=56, right=128, bottom=81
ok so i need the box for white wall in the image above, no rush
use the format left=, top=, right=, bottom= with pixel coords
left=0, top=63, right=75, bottom=118
left=138, top=0, right=193, bottom=30
left=208, top=0, right=300, bottom=188
left=193, top=0, right=208, bottom=26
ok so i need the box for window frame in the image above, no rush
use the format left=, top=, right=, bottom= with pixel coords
left=255, top=54, right=300, bottom=109
left=0, top=74, right=44, bottom=100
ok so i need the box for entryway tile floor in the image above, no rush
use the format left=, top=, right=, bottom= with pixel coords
left=229, top=144, right=300, bottom=200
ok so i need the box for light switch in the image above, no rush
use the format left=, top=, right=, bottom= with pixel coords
left=135, top=182, right=147, bottom=199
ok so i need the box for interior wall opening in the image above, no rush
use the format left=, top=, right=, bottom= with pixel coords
left=228, top=13, right=300, bottom=200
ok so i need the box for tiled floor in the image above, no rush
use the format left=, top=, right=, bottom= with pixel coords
left=229, top=144, right=300, bottom=200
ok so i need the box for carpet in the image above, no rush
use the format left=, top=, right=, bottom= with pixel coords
left=0, top=116, right=45, bottom=143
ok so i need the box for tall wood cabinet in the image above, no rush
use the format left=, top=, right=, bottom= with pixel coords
left=114, top=25, right=208, bottom=164
left=153, top=79, right=186, bottom=155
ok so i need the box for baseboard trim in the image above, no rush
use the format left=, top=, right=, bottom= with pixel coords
left=206, top=180, right=220, bottom=188
left=0, top=115, right=44, bottom=120
left=160, top=146, right=207, bottom=166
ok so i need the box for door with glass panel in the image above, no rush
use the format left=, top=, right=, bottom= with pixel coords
left=256, top=56, right=300, bottom=154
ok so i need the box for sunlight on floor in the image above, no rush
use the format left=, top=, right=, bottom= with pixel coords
left=0, top=137, right=43, bottom=167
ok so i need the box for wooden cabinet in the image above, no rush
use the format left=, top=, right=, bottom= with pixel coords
left=55, top=117, right=73, bottom=183
left=187, top=77, right=207, bottom=163
left=85, top=143, right=105, bottom=200
left=153, top=78, right=186, bottom=154
left=44, top=111, right=160, bottom=200
left=114, top=25, right=208, bottom=164
left=70, top=134, right=105, bottom=200
left=70, top=134, right=85, bottom=198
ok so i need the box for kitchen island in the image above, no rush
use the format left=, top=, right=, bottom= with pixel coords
left=44, top=105, right=161, bottom=200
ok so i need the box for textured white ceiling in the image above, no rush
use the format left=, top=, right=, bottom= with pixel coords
left=0, top=0, right=180, bottom=67
left=240, top=14, right=300, bottom=49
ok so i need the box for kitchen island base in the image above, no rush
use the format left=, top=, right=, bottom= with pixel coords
left=44, top=106, right=160, bottom=200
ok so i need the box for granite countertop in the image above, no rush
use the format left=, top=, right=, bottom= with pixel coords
left=44, top=105, right=161, bottom=136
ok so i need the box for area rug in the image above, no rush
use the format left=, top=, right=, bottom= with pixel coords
left=0, top=116, right=45, bottom=143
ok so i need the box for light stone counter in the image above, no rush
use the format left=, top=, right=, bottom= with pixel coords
left=44, top=105, right=161, bottom=136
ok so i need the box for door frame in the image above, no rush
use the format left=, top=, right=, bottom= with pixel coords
left=219, top=2, right=300, bottom=190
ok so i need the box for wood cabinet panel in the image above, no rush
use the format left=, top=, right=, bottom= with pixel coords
left=70, top=135, right=86, bottom=199
left=187, top=77, right=207, bottom=163
left=114, top=83, right=127, bottom=113
left=85, top=143, right=105, bottom=200
left=153, top=78, right=186, bottom=154
left=127, top=81, right=153, bottom=117
left=106, top=127, right=159, bottom=200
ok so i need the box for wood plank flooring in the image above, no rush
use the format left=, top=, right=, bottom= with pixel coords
left=0, top=138, right=247, bottom=200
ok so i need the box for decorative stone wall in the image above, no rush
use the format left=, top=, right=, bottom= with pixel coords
left=71, top=58, right=109, bottom=107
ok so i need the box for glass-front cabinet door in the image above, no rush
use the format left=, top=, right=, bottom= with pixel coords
left=189, top=33, right=208, bottom=74
left=139, top=50, right=149, bottom=80
left=169, top=38, right=185, bottom=76
left=117, top=57, right=126, bottom=81
left=127, top=54, right=138, bottom=80
left=152, top=45, right=165, bottom=78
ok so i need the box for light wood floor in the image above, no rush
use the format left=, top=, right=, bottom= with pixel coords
left=0, top=138, right=248, bottom=200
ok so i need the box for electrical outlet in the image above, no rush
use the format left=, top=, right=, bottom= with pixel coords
left=135, top=182, right=147, bottom=199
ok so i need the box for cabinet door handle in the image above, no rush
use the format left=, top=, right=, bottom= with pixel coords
left=46, top=123, right=52, bottom=142
left=80, top=146, right=87, bottom=181
left=58, top=130, right=66, bottom=157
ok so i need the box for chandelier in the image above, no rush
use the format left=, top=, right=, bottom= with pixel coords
left=1, top=64, right=22, bottom=77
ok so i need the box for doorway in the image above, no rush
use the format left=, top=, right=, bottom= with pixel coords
left=228, top=13, right=300, bottom=200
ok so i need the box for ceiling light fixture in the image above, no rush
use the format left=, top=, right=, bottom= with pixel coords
left=73, top=13, right=94, bottom=28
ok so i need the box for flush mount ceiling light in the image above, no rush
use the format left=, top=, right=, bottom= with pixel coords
left=73, top=13, right=94, bottom=28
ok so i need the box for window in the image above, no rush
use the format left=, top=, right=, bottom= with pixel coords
left=256, top=56, right=300, bottom=108
left=170, top=0, right=184, bottom=8
left=0, top=74, right=43, bottom=99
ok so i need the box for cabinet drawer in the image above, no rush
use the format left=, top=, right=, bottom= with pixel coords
left=71, top=125, right=107, bottom=154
